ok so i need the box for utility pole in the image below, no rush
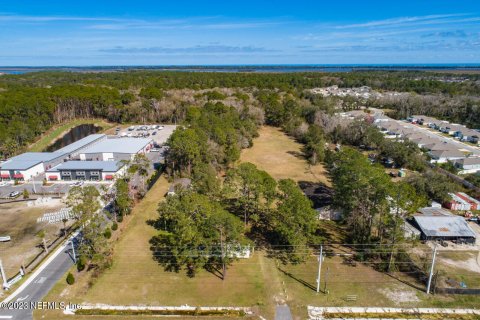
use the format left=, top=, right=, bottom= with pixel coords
left=426, top=244, right=438, bottom=294
left=70, top=240, right=77, bottom=264
left=316, top=245, right=323, bottom=293
left=219, top=228, right=226, bottom=281
left=388, top=189, right=401, bottom=272
left=0, top=258, right=8, bottom=290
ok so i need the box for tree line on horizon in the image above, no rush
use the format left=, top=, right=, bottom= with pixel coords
left=1, top=70, right=479, bottom=159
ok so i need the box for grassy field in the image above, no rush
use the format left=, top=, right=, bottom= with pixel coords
left=0, top=200, right=66, bottom=279
left=34, top=126, right=480, bottom=319
left=278, top=255, right=419, bottom=318
left=37, top=176, right=279, bottom=319
left=275, top=244, right=480, bottom=318
left=240, top=126, right=330, bottom=186
left=28, top=118, right=113, bottom=152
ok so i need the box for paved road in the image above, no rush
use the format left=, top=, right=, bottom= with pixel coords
left=367, top=107, right=480, bottom=155
left=275, top=304, right=293, bottom=320
left=0, top=180, right=111, bottom=201
left=0, top=235, right=77, bottom=320
left=404, top=121, right=480, bottom=154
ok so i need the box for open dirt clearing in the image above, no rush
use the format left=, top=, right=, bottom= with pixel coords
left=0, top=200, right=65, bottom=278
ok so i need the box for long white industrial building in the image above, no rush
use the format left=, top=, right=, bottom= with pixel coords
left=0, top=134, right=153, bottom=181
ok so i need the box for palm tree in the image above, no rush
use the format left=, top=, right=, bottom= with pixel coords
left=36, top=230, right=48, bottom=253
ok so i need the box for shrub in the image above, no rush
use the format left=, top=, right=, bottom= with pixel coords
left=111, top=222, right=118, bottom=231
left=117, top=215, right=124, bottom=223
left=23, top=189, right=29, bottom=199
left=203, top=90, right=226, bottom=100
left=77, top=256, right=87, bottom=272
left=103, top=228, right=112, bottom=239
left=66, top=272, right=75, bottom=285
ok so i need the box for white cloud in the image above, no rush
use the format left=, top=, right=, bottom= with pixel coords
left=334, top=13, right=468, bottom=29
left=0, top=14, right=120, bottom=22
left=99, top=45, right=277, bottom=54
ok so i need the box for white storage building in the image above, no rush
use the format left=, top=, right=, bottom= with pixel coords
left=0, top=134, right=106, bottom=181
left=79, top=137, right=153, bottom=162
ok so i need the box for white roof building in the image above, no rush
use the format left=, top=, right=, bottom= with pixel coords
left=428, top=149, right=465, bottom=163
left=79, top=137, right=153, bottom=161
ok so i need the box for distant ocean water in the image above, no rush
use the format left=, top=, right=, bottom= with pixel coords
left=1, top=64, right=480, bottom=74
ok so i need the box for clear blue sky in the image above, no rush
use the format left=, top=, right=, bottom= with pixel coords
left=1, top=0, right=480, bottom=65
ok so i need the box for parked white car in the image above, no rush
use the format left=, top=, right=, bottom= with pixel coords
left=9, top=191, right=20, bottom=198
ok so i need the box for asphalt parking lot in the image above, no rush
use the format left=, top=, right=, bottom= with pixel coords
left=115, top=124, right=177, bottom=146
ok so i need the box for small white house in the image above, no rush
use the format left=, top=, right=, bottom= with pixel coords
left=428, top=150, right=465, bottom=163
left=454, top=157, right=480, bottom=174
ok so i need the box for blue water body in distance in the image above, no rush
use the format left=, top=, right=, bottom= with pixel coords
left=1, top=64, right=480, bottom=74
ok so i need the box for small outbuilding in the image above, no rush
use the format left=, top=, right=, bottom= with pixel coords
left=167, top=178, right=192, bottom=196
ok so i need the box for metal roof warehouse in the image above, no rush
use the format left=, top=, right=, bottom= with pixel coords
left=412, top=214, right=476, bottom=244
left=46, top=160, right=126, bottom=181
left=2, top=134, right=107, bottom=170
left=55, top=134, right=106, bottom=155
left=80, top=137, right=152, bottom=154
left=0, top=152, right=64, bottom=170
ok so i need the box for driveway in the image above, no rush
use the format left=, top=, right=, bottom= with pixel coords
left=275, top=305, right=293, bottom=320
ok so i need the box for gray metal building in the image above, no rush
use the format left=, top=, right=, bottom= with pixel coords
left=47, top=161, right=125, bottom=181
left=412, top=212, right=477, bottom=244
left=0, top=134, right=106, bottom=181
left=78, top=137, right=152, bottom=162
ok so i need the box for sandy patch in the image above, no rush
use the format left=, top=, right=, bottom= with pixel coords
left=378, top=287, right=420, bottom=305
left=441, top=255, right=480, bottom=273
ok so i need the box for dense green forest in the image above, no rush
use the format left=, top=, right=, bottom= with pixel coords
left=1, top=70, right=479, bottom=158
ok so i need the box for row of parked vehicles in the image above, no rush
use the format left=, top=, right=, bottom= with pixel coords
left=127, top=125, right=164, bottom=131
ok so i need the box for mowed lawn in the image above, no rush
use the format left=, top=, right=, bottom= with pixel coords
left=39, top=176, right=278, bottom=319
left=28, top=118, right=113, bottom=152
left=240, top=126, right=330, bottom=186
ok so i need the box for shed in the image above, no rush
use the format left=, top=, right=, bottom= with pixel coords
left=167, top=178, right=192, bottom=196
